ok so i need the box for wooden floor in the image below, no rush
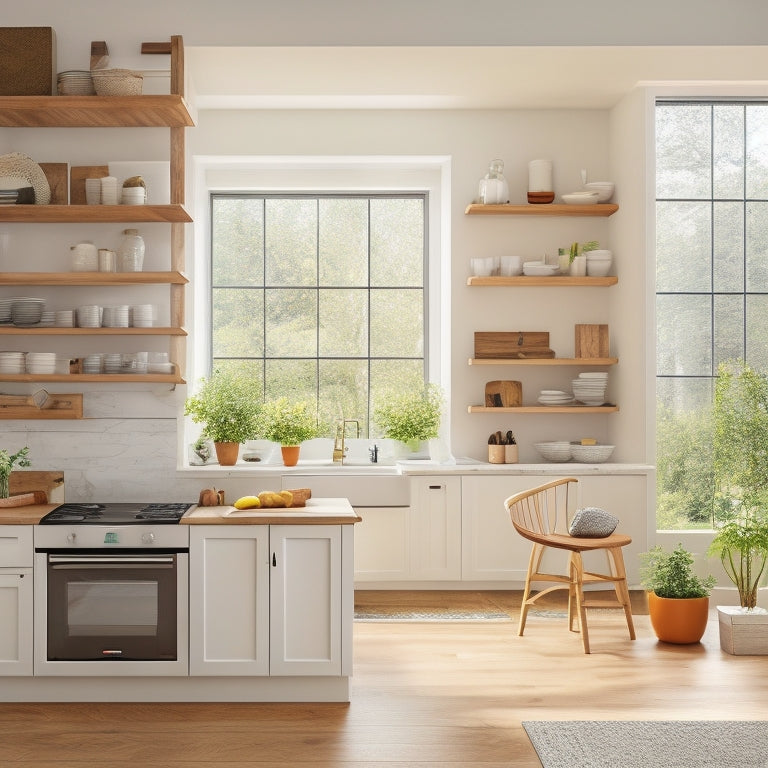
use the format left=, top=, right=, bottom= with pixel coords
left=2, top=590, right=767, bottom=767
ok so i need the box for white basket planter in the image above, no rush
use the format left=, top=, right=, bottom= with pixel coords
left=717, top=606, right=768, bottom=655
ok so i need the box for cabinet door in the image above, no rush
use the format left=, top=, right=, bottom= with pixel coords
left=354, top=506, right=411, bottom=582
left=270, top=525, right=342, bottom=676
left=0, top=527, right=33, bottom=568
left=0, top=569, right=33, bottom=676
left=409, top=477, right=462, bottom=580
left=189, top=526, right=270, bottom=676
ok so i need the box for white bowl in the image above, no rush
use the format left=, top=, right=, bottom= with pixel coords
left=534, top=441, right=573, bottom=462
left=584, top=182, right=615, bottom=203
left=523, top=261, right=559, bottom=276
left=562, top=191, right=599, bottom=205
left=587, top=260, right=612, bottom=277
left=586, top=249, right=612, bottom=260
left=570, top=443, right=615, bottom=463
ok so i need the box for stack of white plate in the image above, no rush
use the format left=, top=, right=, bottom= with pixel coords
left=0, top=351, right=25, bottom=374
left=11, top=297, right=45, bottom=326
left=39, top=311, right=55, bottom=327
left=537, top=389, right=575, bottom=406
left=131, top=304, right=154, bottom=327
left=76, top=305, right=102, bottom=328
left=572, top=372, right=609, bottom=405
left=104, top=353, right=122, bottom=374
left=102, top=305, right=130, bottom=327
left=26, top=352, right=56, bottom=374
left=82, top=354, right=104, bottom=374
left=0, top=298, right=14, bottom=323
left=54, top=310, right=74, bottom=328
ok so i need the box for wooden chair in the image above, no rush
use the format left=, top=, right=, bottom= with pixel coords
left=504, top=477, right=636, bottom=653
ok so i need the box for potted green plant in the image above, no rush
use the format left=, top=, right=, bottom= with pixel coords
left=639, top=544, right=716, bottom=644
left=372, top=383, right=444, bottom=455
left=709, top=359, right=768, bottom=652
left=0, top=446, right=31, bottom=499
left=184, top=369, right=262, bottom=466
left=259, top=397, right=322, bottom=466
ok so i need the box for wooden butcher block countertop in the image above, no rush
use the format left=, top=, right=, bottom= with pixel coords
left=181, top=497, right=361, bottom=525
left=0, top=504, right=57, bottom=525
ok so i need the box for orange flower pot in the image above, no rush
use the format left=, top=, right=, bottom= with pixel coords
left=280, top=445, right=300, bottom=467
left=647, top=591, right=710, bottom=644
left=214, top=441, right=240, bottom=466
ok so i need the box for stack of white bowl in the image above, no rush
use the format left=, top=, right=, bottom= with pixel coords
left=76, top=305, right=102, bottom=328
left=11, top=298, right=45, bottom=326
left=54, top=310, right=74, bottom=328
left=121, top=186, right=146, bottom=205
left=0, top=351, right=25, bottom=374
left=537, top=389, right=575, bottom=406
left=82, top=354, right=104, bottom=374
left=26, top=352, right=56, bottom=374
left=104, top=353, right=122, bottom=374
left=586, top=249, right=613, bottom=277
left=583, top=181, right=615, bottom=202
left=0, top=298, right=13, bottom=323
left=572, top=372, right=609, bottom=405
left=102, top=305, right=130, bottom=328
left=131, top=304, right=154, bottom=327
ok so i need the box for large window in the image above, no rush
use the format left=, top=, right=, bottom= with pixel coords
left=656, top=102, right=768, bottom=529
left=210, top=193, right=427, bottom=436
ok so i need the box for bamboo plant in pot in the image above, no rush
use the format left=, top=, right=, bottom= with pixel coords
left=708, top=359, right=768, bottom=653
left=259, top=397, right=322, bottom=466
left=184, top=369, right=263, bottom=466
left=639, top=544, right=716, bottom=644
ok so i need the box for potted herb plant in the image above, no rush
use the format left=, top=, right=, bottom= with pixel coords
left=639, top=544, right=716, bottom=644
left=709, top=359, right=768, bottom=652
left=372, top=383, right=444, bottom=455
left=0, top=446, right=31, bottom=499
left=259, top=397, right=322, bottom=466
left=184, top=369, right=263, bottom=466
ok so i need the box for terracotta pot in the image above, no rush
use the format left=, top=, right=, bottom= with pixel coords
left=647, top=591, right=710, bottom=644
left=214, top=441, right=240, bottom=466
left=281, top=445, right=300, bottom=467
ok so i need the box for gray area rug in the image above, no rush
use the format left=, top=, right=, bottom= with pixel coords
left=353, top=609, right=510, bottom=622
left=523, top=720, right=768, bottom=767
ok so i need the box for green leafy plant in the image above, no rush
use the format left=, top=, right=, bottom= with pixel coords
left=709, top=359, right=768, bottom=608
left=373, top=383, right=444, bottom=446
left=639, top=544, right=716, bottom=599
left=0, top=446, right=31, bottom=498
left=259, top=397, right=321, bottom=446
left=568, top=239, right=600, bottom=264
left=184, top=369, right=262, bottom=444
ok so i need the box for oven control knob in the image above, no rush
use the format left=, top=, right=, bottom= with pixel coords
left=141, top=532, right=155, bottom=545
left=66, top=532, right=76, bottom=544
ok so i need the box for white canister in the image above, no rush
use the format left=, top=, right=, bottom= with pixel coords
left=570, top=254, right=587, bottom=277
left=528, top=159, right=553, bottom=192
left=71, top=241, right=98, bottom=271
left=98, top=248, right=116, bottom=272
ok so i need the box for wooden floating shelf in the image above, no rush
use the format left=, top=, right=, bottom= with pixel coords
left=0, top=373, right=184, bottom=384
left=0, top=327, right=186, bottom=336
left=0, top=95, right=194, bottom=128
left=467, top=275, right=617, bottom=287
left=0, top=393, right=83, bottom=420
left=469, top=357, right=617, bottom=366
left=0, top=205, right=192, bottom=224
left=468, top=405, right=619, bottom=414
left=0, top=271, right=188, bottom=285
left=465, top=203, right=618, bottom=217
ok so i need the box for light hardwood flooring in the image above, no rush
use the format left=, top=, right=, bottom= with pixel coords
left=1, top=590, right=767, bottom=767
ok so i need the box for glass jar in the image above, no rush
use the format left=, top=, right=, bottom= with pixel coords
left=478, top=159, right=509, bottom=205
left=117, top=228, right=145, bottom=272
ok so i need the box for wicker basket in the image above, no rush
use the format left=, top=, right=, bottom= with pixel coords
left=92, top=69, right=143, bottom=96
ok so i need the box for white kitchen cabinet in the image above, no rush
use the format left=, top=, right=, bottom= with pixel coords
left=269, top=524, right=344, bottom=676
left=354, top=506, right=411, bottom=581
left=461, top=473, right=648, bottom=585
left=189, top=523, right=350, bottom=678
left=0, top=526, right=33, bottom=675
left=189, top=526, right=270, bottom=676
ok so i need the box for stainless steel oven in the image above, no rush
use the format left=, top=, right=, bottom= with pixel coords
left=34, top=503, right=192, bottom=676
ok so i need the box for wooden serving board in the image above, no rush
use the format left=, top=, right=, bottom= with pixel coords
left=69, top=164, right=109, bottom=205
left=0, top=393, right=83, bottom=420
left=40, top=162, right=68, bottom=204
left=0, top=491, right=47, bottom=508
left=484, top=380, right=522, bottom=407
left=474, top=331, right=555, bottom=359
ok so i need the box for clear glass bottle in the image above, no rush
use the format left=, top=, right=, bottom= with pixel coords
left=478, top=159, right=509, bottom=205
left=117, top=228, right=145, bottom=272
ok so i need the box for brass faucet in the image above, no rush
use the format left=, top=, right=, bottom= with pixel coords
left=332, top=419, right=361, bottom=464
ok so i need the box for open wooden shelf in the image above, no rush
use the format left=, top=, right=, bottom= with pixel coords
left=0, top=327, right=186, bottom=336
left=465, top=203, right=618, bottom=217
left=467, top=275, right=617, bottom=287
left=0, top=373, right=184, bottom=384
left=0, top=95, right=194, bottom=128
left=469, top=357, right=617, bottom=366
left=468, top=405, right=619, bottom=414
left=0, top=205, right=191, bottom=223
left=0, top=271, right=188, bottom=286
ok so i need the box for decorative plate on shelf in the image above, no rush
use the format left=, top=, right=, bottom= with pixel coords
left=0, top=153, right=51, bottom=205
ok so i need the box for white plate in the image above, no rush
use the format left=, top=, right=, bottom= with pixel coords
left=523, top=264, right=559, bottom=276
left=0, top=153, right=50, bottom=205
left=562, top=191, right=599, bottom=205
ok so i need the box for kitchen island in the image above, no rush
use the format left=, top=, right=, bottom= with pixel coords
left=0, top=498, right=360, bottom=702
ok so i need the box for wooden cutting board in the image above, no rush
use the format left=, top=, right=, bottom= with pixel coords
left=474, top=331, right=555, bottom=359
left=10, top=470, right=64, bottom=502
left=40, top=162, right=68, bottom=204
left=484, top=380, right=522, bottom=407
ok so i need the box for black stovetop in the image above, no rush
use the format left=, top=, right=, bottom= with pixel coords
left=39, top=502, right=195, bottom=525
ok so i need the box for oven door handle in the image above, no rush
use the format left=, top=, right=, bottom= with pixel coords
left=49, top=555, right=175, bottom=567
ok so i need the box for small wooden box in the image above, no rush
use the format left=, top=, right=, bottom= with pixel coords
left=574, top=324, right=609, bottom=358
left=474, top=331, right=554, bottom=359
left=0, top=27, right=56, bottom=96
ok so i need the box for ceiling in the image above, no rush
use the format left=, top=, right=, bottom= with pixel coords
left=186, top=45, right=768, bottom=110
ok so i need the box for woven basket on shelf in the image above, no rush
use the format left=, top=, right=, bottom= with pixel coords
left=92, top=69, right=143, bottom=96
